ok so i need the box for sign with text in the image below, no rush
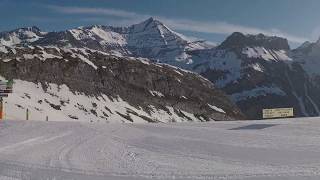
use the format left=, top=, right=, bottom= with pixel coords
left=0, top=89, right=12, bottom=93
left=0, top=84, right=6, bottom=90
left=0, top=94, right=8, bottom=97
left=0, top=79, right=13, bottom=120
left=262, top=108, right=294, bottom=119
left=0, top=80, right=13, bottom=93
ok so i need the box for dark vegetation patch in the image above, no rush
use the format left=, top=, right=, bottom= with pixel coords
left=90, top=109, right=97, bottom=116
left=116, top=111, right=133, bottom=122
left=24, top=93, right=31, bottom=99
left=194, top=114, right=209, bottom=122
left=47, top=92, right=59, bottom=98
left=77, top=103, right=88, bottom=112
left=34, top=107, right=43, bottom=111
left=60, top=100, right=69, bottom=106
left=104, top=106, right=113, bottom=114
left=126, top=108, right=157, bottom=123
left=102, top=111, right=109, bottom=117
left=68, top=115, right=79, bottom=120
left=174, top=108, right=192, bottom=121
left=44, top=99, right=61, bottom=110
left=92, top=102, right=97, bottom=108
left=15, top=104, right=24, bottom=109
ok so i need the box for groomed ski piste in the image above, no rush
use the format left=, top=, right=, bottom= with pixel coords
left=1, top=118, right=320, bottom=180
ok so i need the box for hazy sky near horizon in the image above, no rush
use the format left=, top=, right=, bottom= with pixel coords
left=1, top=0, right=320, bottom=48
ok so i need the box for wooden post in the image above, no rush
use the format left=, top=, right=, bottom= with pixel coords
left=26, top=108, right=29, bottom=120
left=0, top=98, right=3, bottom=120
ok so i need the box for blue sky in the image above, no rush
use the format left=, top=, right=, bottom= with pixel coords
left=1, top=0, right=320, bottom=48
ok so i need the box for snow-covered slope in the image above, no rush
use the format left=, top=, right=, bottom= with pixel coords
left=4, top=79, right=207, bottom=123
left=2, top=118, right=320, bottom=179
left=0, top=45, right=243, bottom=122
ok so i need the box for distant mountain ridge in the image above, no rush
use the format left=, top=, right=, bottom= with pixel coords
left=0, top=18, right=212, bottom=65
left=2, top=17, right=320, bottom=119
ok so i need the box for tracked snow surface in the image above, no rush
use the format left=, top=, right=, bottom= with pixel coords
left=1, top=118, right=320, bottom=179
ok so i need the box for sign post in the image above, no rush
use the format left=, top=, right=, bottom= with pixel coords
left=0, top=79, right=13, bottom=120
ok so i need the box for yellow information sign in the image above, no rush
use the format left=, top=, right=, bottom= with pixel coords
left=262, top=108, right=294, bottom=119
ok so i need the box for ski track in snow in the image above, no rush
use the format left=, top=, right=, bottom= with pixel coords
left=1, top=118, right=320, bottom=179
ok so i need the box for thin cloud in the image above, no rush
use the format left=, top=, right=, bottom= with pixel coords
left=311, top=26, right=320, bottom=42
left=159, top=18, right=309, bottom=43
left=46, top=5, right=147, bottom=19
left=46, top=5, right=309, bottom=43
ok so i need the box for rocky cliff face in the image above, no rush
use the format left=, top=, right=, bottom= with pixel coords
left=0, top=46, right=243, bottom=122
left=189, top=33, right=320, bottom=119
left=219, top=32, right=290, bottom=50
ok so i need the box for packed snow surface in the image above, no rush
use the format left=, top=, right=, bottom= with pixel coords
left=1, top=118, right=320, bottom=179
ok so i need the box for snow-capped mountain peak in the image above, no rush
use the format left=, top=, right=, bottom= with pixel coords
left=128, top=17, right=188, bottom=48
left=0, top=18, right=213, bottom=66
left=130, top=17, right=162, bottom=32
left=0, top=26, right=44, bottom=46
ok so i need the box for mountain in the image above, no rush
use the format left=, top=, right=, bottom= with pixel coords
left=0, top=26, right=45, bottom=46
left=2, top=18, right=320, bottom=120
left=5, top=18, right=211, bottom=66
left=292, top=38, right=320, bottom=77
left=0, top=18, right=213, bottom=68
left=0, top=45, right=243, bottom=122
left=189, top=33, right=320, bottom=119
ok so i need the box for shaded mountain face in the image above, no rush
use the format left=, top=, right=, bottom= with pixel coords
left=219, top=32, right=290, bottom=50
left=2, top=18, right=320, bottom=120
left=189, top=33, right=320, bottom=119
left=0, top=45, right=243, bottom=122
